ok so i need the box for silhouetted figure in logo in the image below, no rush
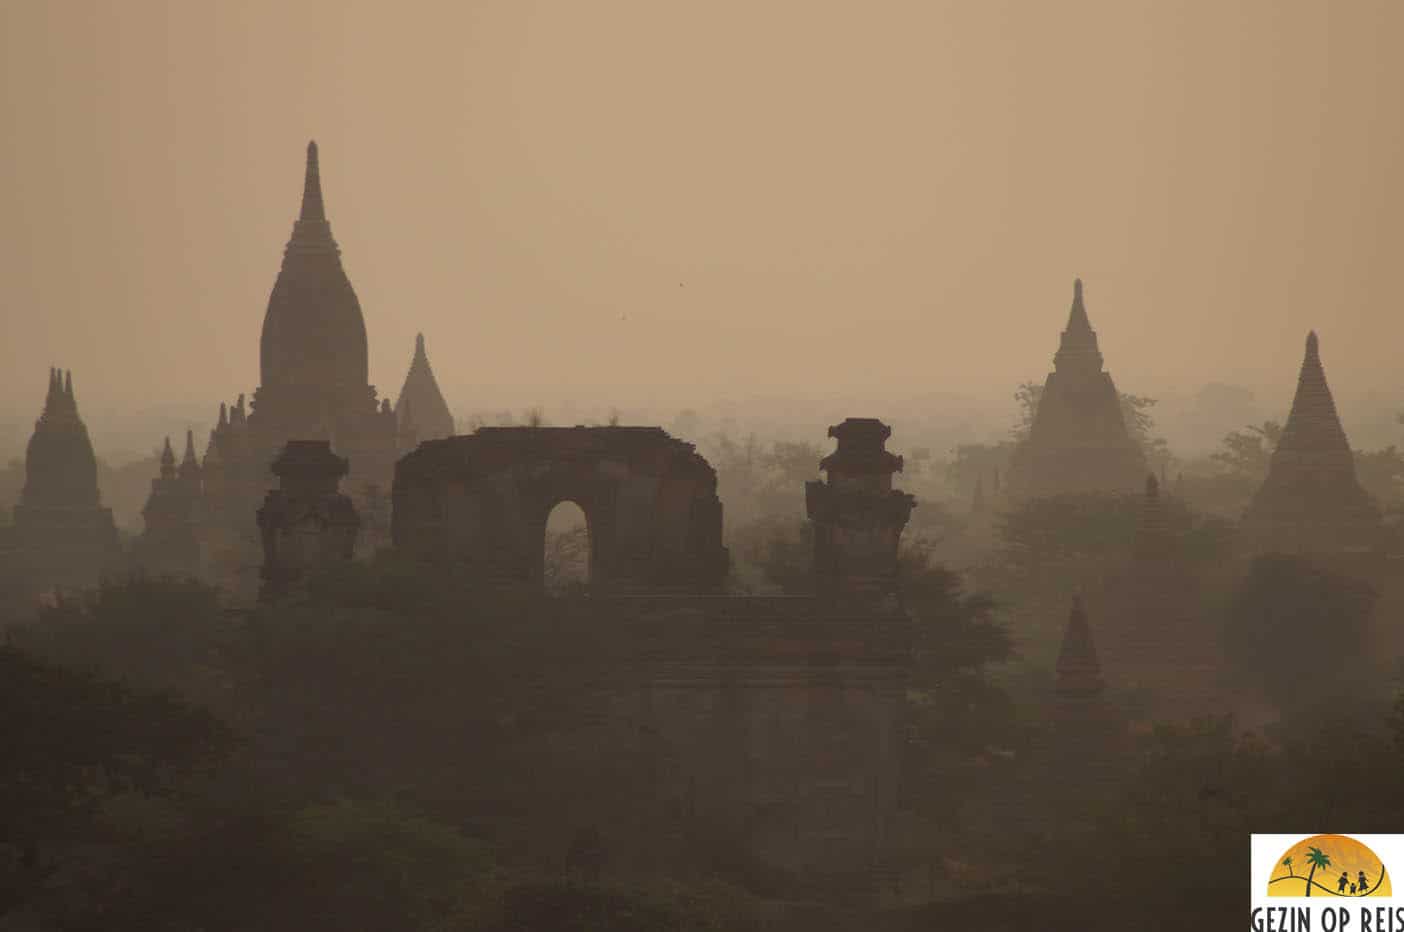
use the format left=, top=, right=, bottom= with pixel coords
left=1351, top=884, right=1358, bottom=895
left=1358, top=871, right=1370, bottom=895
left=1339, top=872, right=1350, bottom=894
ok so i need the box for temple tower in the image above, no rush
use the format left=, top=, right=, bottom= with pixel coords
left=12, top=369, right=119, bottom=593
left=136, top=434, right=202, bottom=578
left=394, top=333, right=455, bottom=442
left=256, top=441, right=360, bottom=602
left=1240, top=332, right=1381, bottom=557
left=805, top=418, right=917, bottom=602
left=1006, top=279, right=1146, bottom=499
left=248, top=141, right=398, bottom=490
left=172, top=142, right=400, bottom=598
left=1097, top=475, right=1224, bottom=720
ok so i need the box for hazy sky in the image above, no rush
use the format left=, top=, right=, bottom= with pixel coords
left=2, top=1, right=1401, bottom=423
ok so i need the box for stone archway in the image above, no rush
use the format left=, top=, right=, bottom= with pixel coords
left=542, top=499, right=591, bottom=594
left=391, top=426, right=729, bottom=592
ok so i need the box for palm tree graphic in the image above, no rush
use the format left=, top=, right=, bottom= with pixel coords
left=1282, top=856, right=1295, bottom=878
left=1304, top=846, right=1332, bottom=897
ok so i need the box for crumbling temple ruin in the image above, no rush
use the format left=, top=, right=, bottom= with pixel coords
left=1006, top=279, right=1146, bottom=499
left=1240, top=331, right=1382, bottom=557
left=392, top=426, right=729, bottom=592
left=256, top=440, right=361, bottom=602
left=390, top=418, right=918, bottom=898
left=806, top=418, right=917, bottom=603
left=8, top=369, right=119, bottom=596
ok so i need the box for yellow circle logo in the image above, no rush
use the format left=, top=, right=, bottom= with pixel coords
left=1269, top=835, right=1391, bottom=898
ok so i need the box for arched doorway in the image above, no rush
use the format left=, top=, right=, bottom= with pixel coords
left=544, top=500, right=590, bottom=595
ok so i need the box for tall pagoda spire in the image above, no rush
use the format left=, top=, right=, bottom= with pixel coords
left=1055, top=594, right=1104, bottom=699
left=300, top=140, right=325, bottom=222
left=1006, top=279, right=1145, bottom=498
left=260, top=140, right=368, bottom=393
left=159, top=436, right=177, bottom=479
left=1053, top=278, right=1104, bottom=374
left=178, top=429, right=201, bottom=485
left=1276, top=331, right=1352, bottom=460
left=1240, top=331, right=1380, bottom=554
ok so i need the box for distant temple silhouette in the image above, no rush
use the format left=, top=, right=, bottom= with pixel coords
left=395, top=333, right=455, bottom=443
left=10, top=369, right=119, bottom=594
left=1006, top=279, right=1146, bottom=499
left=1240, top=331, right=1382, bottom=556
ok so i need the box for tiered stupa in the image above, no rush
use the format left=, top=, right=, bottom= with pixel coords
left=11, top=369, right=119, bottom=593
left=1006, top=279, right=1146, bottom=499
left=394, top=333, right=455, bottom=443
left=1239, top=332, right=1381, bottom=556
left=256, top=440, right=360, bottom=602
left=805, top=418, right=917, bottom=602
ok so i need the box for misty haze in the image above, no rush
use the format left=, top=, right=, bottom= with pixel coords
left=2, top=2, right=1403, bottom=931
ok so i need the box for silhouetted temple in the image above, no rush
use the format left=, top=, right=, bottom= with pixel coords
left=1098, top=475, right=1223, bottom=719
left=142, top=142, right=412, bottom=597
left=806, top=418, right=917, bottom=603
left=135, top=432, right=203, bottom=578
left=394, top=333, right=455, bottom=443
left=11, top=369, right=119, bottom=594
left=1014, top=596, right=1126, bottom=836
left=257, top=440, right=361, bottom=602
left=1240, top=332, right=1381, bottom=557
left=1006, top=279, right=1146, bottom=499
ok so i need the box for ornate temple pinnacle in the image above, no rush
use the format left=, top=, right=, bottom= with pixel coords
left=1305, top=330, right=1320, bottom=362
left=300, top=140, right=325, bottom=222
left=1065, top=277, right=1093, bottom=338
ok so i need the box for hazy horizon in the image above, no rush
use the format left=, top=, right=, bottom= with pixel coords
left=3, top=1, right=1402, bottom=417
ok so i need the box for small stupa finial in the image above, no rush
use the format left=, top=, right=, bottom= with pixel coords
left=300, top=140, right=325, bottom=222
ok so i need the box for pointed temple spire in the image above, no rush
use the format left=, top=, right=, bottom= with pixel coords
left=1053, top=277, right=1103, bottom=373
left=394, top=332, right=456, bottom=442
left=1240, top=331, right=1381, bottom=555
left=40, top=368, right=59, bottom=420
left=159, top=436, right=177, bottom=478
left=178, top=429, right=201, bottom=483
left=1278, top=330, right=1351, bottom=456
left=300, top=140, right=325, bottom=222
left=1055, top=594, right=1105, bottom=698
left=263, top=139, right=366, bottom=396
left=20, top=366, right=102, bottom=511
left=1006, top=279, right=1145, bottom=498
